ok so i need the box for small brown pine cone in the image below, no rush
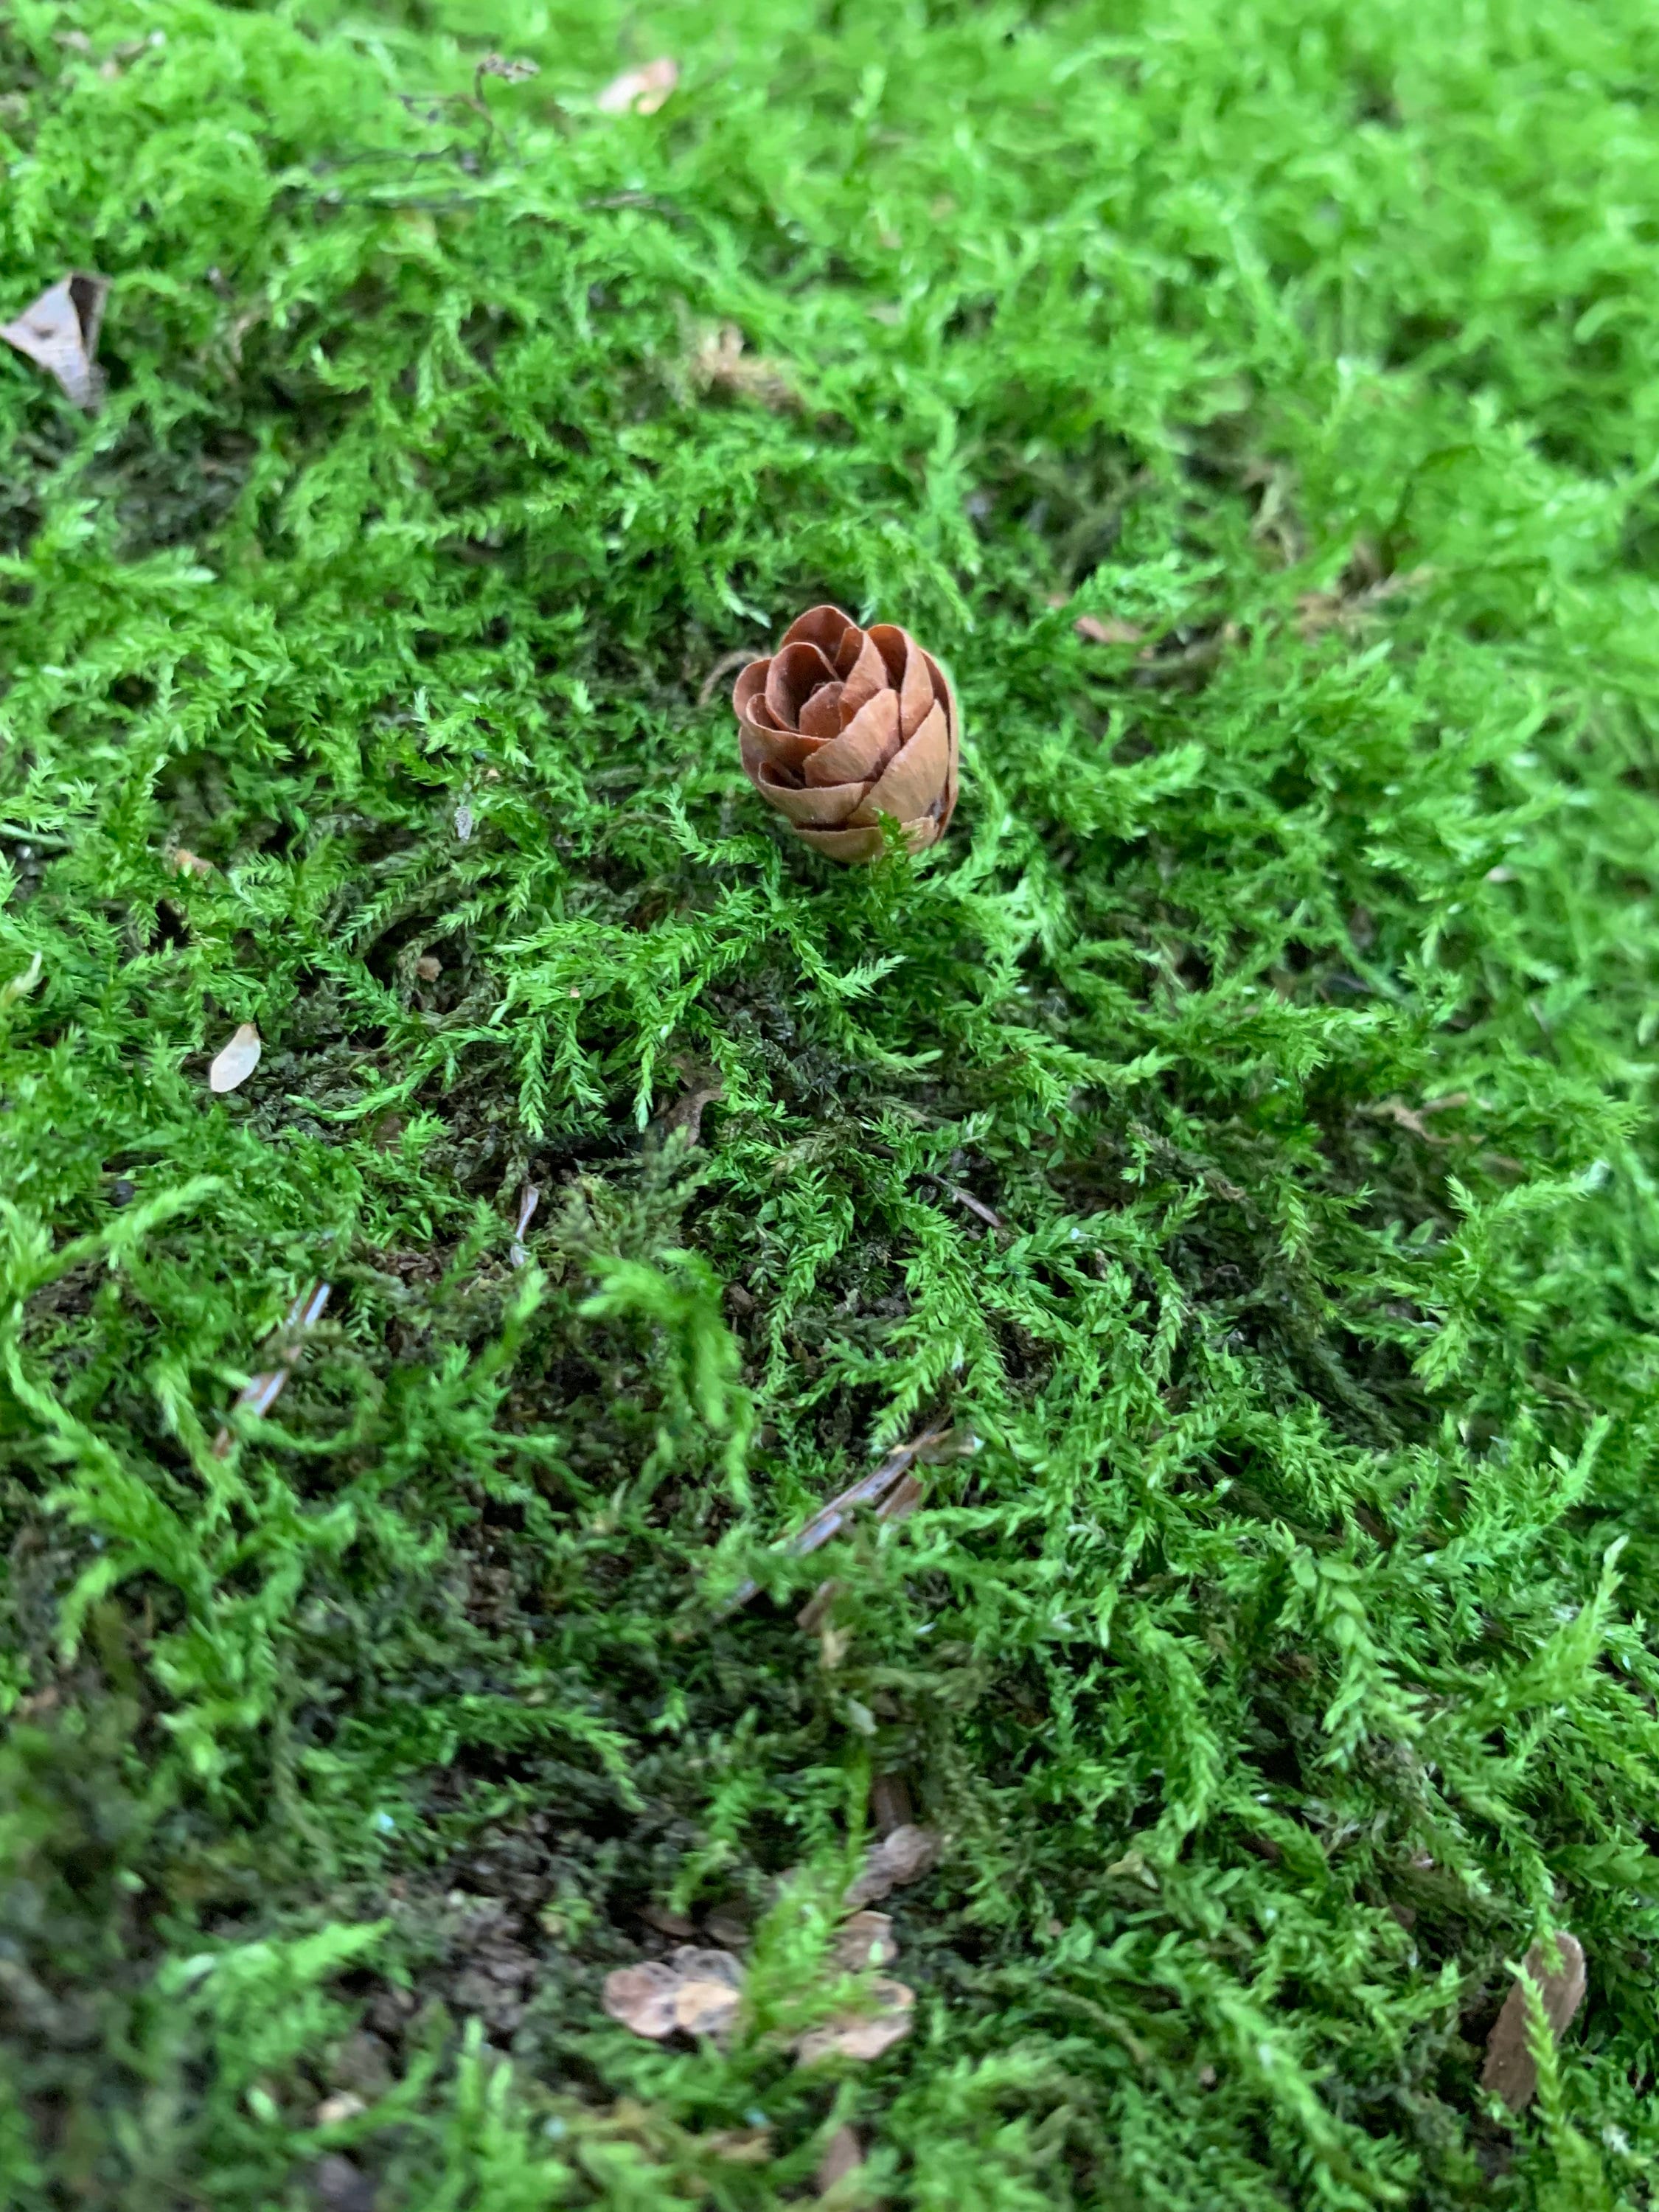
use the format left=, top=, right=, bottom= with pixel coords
left=733, top=605, right=959, bottom=863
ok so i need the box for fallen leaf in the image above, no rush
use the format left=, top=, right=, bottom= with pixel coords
left=844, top=1826, right=939, bottom=1909
left=595, top=56, right=678, bottom=114
left=209, top=1021, right=262, bottom=1093
left=1074, top=614, right=1144, bottom=646
left=1, top=272, right=110, bottom=408
left=795, top=1978, right=914, bottom=2065
left=602, top=1961, right=682, bottom=2039
left=832, top=1910, right=897, bottom=1970
left=603, top=1946, right=744, bottom=2041
left=674, top=1975, right=741, bottom=2037
left=668, top=1944, right=743, bottom=1990
left=314, top=2091, right=366, bottom=2126
left=1481, top=1932, right=1587, bottom=2112
left=170, top=849, right=215, bottom=878
left=815, top=2124, right=864, bottom=2194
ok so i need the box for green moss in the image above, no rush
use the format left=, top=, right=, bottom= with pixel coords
left=4, top=0, right=1659, bottom=2202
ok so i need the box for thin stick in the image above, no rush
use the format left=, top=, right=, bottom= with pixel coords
left=714, top=1421, right=950, bottom=1620
left=211, top=1282, right=331, bottom=1458
left=698, top=648, right=756, bottom=706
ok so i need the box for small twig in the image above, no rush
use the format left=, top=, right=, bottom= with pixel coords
left=714, top=1422, right=952, bottom=1621
left=920, top=1173, right=1002, bottom=1231
left=584, top=190, right=693, bottom=227
left=697, top=649, right=755, bottom=706
left=210, top=1282, right=330, bottom=1458
left=796, top=1472, right=926, bottom=1632
left=509, top=1183, right=540, bottom=1267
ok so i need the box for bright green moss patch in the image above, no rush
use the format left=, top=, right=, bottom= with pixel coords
left=5, top=0, right=1659, bottom=2203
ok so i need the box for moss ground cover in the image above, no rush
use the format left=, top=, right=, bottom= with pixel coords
left=6, top=0, right=1659, bottom=2202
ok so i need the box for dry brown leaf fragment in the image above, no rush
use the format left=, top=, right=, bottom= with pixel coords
left=815, top=2124, right=865, bottom=2194
left=673, top=1975, right=741, bottom=2037
left=832, top=1910, right=897, bottom=1970
left=209, top=1021, right=262, bottom=1093
left=169, top=849, right=215, bottom=879
left=1, top=273, right=109, bottom=408
left=844, top=1826, right=939, bottom=1909
left=733, top=606, right=959, bottom=865
left=595, top=56, right=678, bottom=114
left=668, top=1944, right=744, bottom=1989
left=692, top=323, right=797, bottom=411
left=1481, top=1932, right=1587, bottom=2112
left=603, top=1945, right=744, bottom=2042
left=1074, top=615, right=1144, bottom=646
left=795, top=1978, right=914, bottom=2065
left=602, top=1960, right=682, bottom=2039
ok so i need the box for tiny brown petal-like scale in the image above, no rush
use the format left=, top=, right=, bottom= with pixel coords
left=734, top=607, right=959, bottom=864
left=804, top=690, right=900, bottom=788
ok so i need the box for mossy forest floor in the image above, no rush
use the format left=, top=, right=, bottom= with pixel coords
left=6, top=1, right=1659, bottom=2205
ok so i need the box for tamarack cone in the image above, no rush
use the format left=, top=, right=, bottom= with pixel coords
left=733, top=605, right=959, bottom=863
